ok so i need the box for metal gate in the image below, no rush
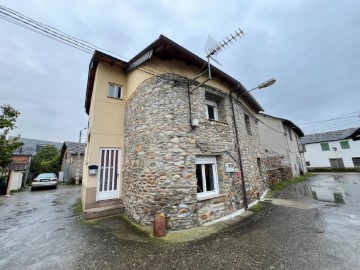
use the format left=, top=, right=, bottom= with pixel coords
left=64, top=163, right=71, bottom=182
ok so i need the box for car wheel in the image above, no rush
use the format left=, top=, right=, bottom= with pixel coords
left=31, top=187, right=35, bottom=191
left=53, top=185, right=57, bottom=189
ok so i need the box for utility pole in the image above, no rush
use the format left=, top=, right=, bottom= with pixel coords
left=75, top=128, right=87, bottom=185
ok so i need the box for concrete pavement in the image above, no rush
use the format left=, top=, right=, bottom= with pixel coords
left=0, top=173, right=359, bottom=269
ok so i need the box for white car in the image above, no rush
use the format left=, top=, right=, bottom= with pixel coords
left=31, top=173, right=58, bottom=191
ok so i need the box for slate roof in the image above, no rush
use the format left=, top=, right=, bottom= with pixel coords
left=301, top=128, right=360, bottom=144
left=62, top=141, right=86, bottom=155
left=11, top=137, right=62, bottom=156
left=85, top=35, right=264, bottom=114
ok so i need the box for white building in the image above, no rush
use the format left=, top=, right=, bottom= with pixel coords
left=301, top=128, right=360, bottom=169
left=258, top=113, right=307, bottom=178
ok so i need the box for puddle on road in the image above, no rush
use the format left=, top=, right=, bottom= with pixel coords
left=289, top=175, right=347, bottom=205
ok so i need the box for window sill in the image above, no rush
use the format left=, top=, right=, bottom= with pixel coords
left=207, top=119, right=228, bottom=125
left=107, top=96, right=123, bottom=100
left=197, top=193, right=225, bottom=201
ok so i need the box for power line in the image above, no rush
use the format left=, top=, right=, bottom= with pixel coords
left=0, top=4, right=127, bottom=58
left=298, top=110, right=360, bottom=126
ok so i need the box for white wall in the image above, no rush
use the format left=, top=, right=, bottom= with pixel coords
left=304, top=139, right=360, bottom=168
left=258, top=114, right=307, bottom=177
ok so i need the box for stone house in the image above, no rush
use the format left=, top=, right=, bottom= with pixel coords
left=302, top=127, right=360, bottom=170
left=60, top=141, right=86, bottom=182
left=258, top=113, right=307, bottom=185
left=81, top=35, right=271, bottom=230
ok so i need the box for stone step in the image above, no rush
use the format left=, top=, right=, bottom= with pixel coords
left=87, top=198, right=123, bottom=209
left=83, top=204, right=125, bottom=219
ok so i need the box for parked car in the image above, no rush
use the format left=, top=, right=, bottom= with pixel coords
left=31, top=173, right=58, bottom=191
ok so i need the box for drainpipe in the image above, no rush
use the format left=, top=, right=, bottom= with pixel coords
left=187, top=80, right=193, bottom=128
left=229, top=90, right=248, bottom=210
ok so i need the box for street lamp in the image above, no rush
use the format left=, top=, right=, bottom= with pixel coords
left=75, top=127, right=87, bottom=185
left=230, top=78, right=276, bottom=210
left=239, top=78, right=276, bottom=98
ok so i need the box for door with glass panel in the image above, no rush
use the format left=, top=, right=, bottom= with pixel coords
left=97, top=148, right=120, bottom=200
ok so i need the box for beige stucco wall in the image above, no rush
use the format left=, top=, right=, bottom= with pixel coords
left=258, top=114, right=288, bottom=156
left=258, top=114, right=307, bottom=177
left=82, top=62, right=127, bottom=208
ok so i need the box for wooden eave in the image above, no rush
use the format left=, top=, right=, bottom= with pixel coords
left=85, top=51, right=127, bottom=114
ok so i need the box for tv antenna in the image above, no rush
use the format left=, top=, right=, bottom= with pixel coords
left=190, top=28, right=244, bottom=93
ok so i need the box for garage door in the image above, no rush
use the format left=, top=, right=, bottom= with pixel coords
left=353, top=157, right=360, bottom=168
left=329, top=158, right=345, bottom=169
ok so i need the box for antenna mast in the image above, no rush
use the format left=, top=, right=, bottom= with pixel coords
left=190, top=28, right=244, bottom=93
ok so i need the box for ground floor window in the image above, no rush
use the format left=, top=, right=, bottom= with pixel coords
left=196, top=156, right=219, bottom=199
left=352, top=157, right=360, bottom=168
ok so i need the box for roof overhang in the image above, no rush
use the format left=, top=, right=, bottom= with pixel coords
left=85, top=51, right=127, bottom=114
left=85, top=35, right=265, bottom=114
left=260, top=113, right=304, bottom=137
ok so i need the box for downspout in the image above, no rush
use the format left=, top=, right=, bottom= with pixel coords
left=187, top=80, right=193, bottom=128
left=230, top=90, right=248, bottom=210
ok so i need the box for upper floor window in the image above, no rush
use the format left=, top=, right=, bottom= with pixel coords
left=205, top=99, right=218, bottom=121
left=244, top=114, right=251, bottom=135
left=288, top=128, right=293, bottom=141
left=340, top=140, right=350, bottom=149
left=108, top=83, right=122, bottom=99
left=321, top=142, right=330, bottom=151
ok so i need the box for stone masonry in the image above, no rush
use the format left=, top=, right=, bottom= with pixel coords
left=123, top=74, right=268, bottom=230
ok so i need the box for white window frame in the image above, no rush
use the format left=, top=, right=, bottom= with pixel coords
left=196, top=156, right=219, bottom=200
left=108, top=83, right=122, bottom=99
left=205, top=99, right=218, bottom=121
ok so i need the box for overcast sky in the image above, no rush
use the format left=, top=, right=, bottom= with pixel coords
left=1, top=0, right=359, bottom=142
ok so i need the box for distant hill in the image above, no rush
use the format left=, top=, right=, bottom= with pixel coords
left=10, top=136, right=62, bottom=155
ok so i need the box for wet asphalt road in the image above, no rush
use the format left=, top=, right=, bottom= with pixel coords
left=1, top=173, right=360, bottom=270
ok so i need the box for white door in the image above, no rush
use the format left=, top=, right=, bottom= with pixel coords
left=97, top=148, right=120, bottom=201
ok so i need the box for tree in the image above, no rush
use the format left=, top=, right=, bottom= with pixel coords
left=30, top=145, right=61, bottom=176
left=0, top=104, right=23, bottom=169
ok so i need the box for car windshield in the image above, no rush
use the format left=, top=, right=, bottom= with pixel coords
left=37, top=173, right=56, bottom=179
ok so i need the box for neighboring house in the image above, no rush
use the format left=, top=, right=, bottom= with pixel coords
left=8, top=137, right=62, bottom=187
left=60, top=141, right=86, bottom=182
left=258, top=113, right=307, bottom=184
left=302, top=128, right=360, bottom=170
left=8, top=154, right=32, bottom=191
left=82, top=35, right=272, bottom=230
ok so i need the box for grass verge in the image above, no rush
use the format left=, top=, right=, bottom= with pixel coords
left=73, top=197, right=83, bottom=216
left=270, top=173, right=311, bottom=191
left=249, top=201, right=264, bottom=212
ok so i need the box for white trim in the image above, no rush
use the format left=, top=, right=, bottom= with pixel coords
left=205, top=99, right=218, bottom=120
left=96, top=147, right=121, bottom=201
left=108, top=83, right=123, bottom=99
left=196, top=156, right=219, bottom=199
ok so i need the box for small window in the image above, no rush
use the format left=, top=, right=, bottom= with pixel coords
left=257, top=158, right=262, bottom=176
left=306, top=161, right=310, bottom=166
left=340, top=140, right=350, bottom=149
left=205, top=99, right=218, bottom=120
left=244, top=114, right=251, bottom=135
left=288, top=128, right=293, bottom=141
left=196, top=156, right=219, bottom=199
left=321, top=142, right=330, bottom=151
left=108, top=83, right=122, bottom=99
left=303, top=144, right=306, bottom=152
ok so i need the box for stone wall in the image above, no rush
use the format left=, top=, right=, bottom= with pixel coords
left=262, top=151, right=293, bottom=185
left=123, top=74, right=268, bottom=230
